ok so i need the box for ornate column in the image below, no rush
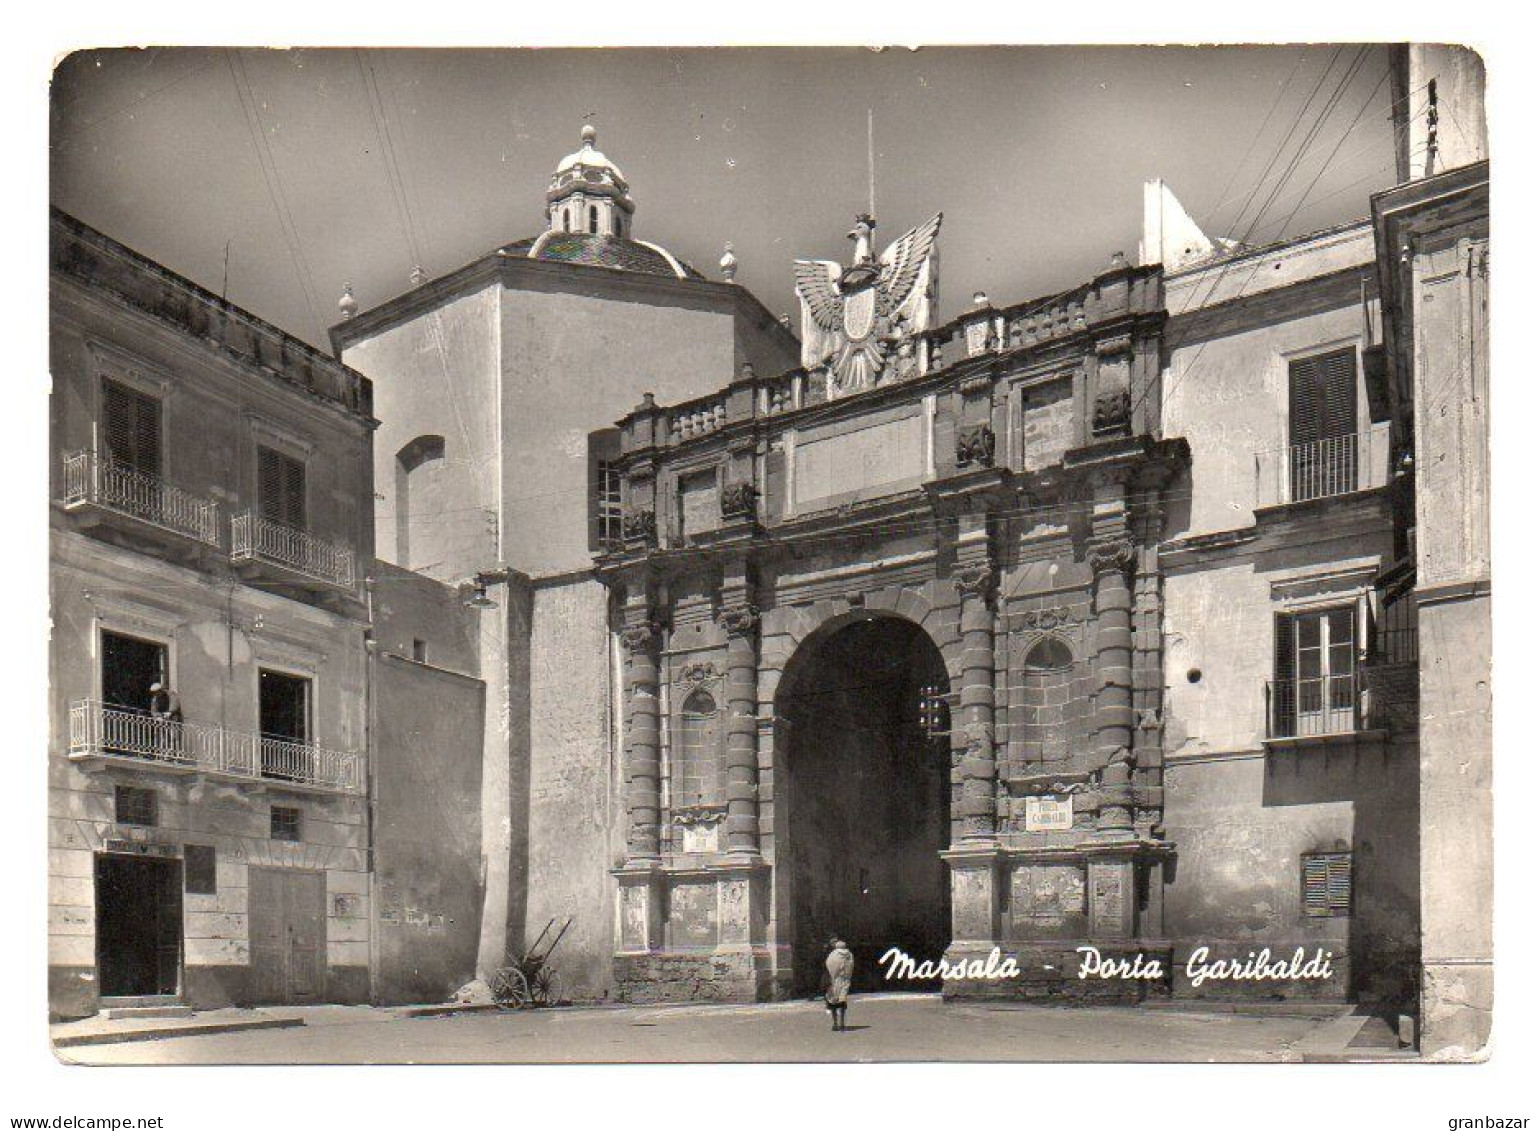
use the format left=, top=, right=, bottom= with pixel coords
left=621, top=614, right=663, bottom=863
left=717, top=602, right=761, bottom=859
left=1089, top=536, right=1137, bottom=841
left=953, top=553, right=997, bottom=841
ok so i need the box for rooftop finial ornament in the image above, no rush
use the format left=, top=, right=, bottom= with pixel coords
left=581, top=123, right=597, bottom=146
left=411, top=265, right=427, bottom=287
left=338, top=284, right=357, bottom=320
left=720, top=241, right=738, bottom=283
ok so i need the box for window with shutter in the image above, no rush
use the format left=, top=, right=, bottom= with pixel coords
left=1288, top=348, right=1358, bottom=445
left=1288, top=348, right=1359, bottom=500
left=257, top=446, right=306, bottom=530
left=102, top=379, right=161, bottom=476
left=1301, top=851, right=1352, bottom=917
left=1274, top=607, right=1359, bottom=737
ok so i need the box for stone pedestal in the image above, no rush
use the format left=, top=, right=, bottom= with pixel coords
left=611, top=860, right=772, bottom=1004
left=942, top=844, right=1002, bottom=944
left=613, top=863, right=664, bottom=953
left=1086, top=854, right=1137, bottom=940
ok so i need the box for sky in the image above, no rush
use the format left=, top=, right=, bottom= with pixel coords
left=49, top=46, right=1401, bottom=350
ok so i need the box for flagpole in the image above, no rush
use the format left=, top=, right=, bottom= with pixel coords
left=867, top=108, right=876, bottom=220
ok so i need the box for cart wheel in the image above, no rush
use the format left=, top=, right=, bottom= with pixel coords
left=491, top=967, right=531, bottom=1010
left=531, top=967, right=564, bottom=1007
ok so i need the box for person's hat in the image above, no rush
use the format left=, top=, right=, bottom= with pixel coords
left=149, top=682, right=163, bottom=692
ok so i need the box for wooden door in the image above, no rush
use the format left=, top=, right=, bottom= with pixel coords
left=247, top=867, right=326, bottom=1004
left=96, top=854, right=181, bottom=998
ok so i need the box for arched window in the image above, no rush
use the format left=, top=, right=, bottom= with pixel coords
left=675, top=688, right=723, bottom=810
left=562, top=208, right=570, bottom=232
left=1020, top=637, right=1075, bottom=764
left=394, top=434, right=447, bottom=572
left=588, top=206, right=598, bottom=234
left=612, top=211, right=622, bottom=236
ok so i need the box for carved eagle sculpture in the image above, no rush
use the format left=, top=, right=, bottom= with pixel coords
left=793, top=212, right=942, bottom=397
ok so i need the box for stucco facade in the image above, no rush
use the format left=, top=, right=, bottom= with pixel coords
left=1158, top=221, right=1420, bottom=1003
left=48, top=210, right=376, bottom=1018
left=1373, top=157, right=1491, bottom=1056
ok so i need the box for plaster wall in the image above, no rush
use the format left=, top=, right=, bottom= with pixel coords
left=1163, top=273, right=1377, bottom=540
left=52, top=282, right=375, bottom=577
left=1417, top=592, right=1492, bottom=1052
left=525, top=577, right=621, bottom=1001
left=369, top=562, right=487, bottom=1005
left=497, top=283, right=795, bottom=578
left=342, top=285, right=502, bottom=584
left=1408, top=46, right=1488, bottom=176
left=48, top=533, right=370, bottom=1017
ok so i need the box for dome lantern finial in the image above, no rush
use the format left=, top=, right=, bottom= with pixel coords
left=546, top=120, right=634, bottom=239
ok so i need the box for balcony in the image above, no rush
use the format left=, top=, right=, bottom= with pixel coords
left=61, top=450, right=220, bottom=548
left=231, top=511, right=356, bottom=591
left=1264, top=672, right=1387, bottom=747
left=67, top=699, right=362, bottom=794
left=1255, top=425, right=1391, bottom=509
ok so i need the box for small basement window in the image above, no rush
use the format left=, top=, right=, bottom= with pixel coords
left=114, top=785, right=156, bottom=827
left=412, top=638, right=428, bottom=664
left=1301, top=851, right=1352, bottom=918
left=270, top=805, right=302, bottom=842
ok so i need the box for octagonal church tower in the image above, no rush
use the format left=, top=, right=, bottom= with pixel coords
left=332, top=126, right=799, bottom=1004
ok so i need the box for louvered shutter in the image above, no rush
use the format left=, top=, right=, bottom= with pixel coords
left=1288, top=348, right=1358, bottom=446
left=102, top=379, right=161, bottom=475
left=258, top=446, right=306, bottom=529
left=1303, top=852, right=1352, bottom=917
left=1274, top=613, right=1297, bottom=735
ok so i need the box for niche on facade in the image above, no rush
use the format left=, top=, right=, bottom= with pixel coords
left=671, top=685, right=725, bottom=853
left=394, top=434, right=446, bottom=571
left=1000, top=634, right=1092, bottom=792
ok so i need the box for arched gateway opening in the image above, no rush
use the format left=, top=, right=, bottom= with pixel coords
left=777, top=614, right=951, bottom=995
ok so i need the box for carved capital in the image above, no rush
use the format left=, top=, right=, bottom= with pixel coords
left=622, top=506, right=657, bottom=544
left=716, top=604, right=760, bottom=637
left=620, top=621, right=662, bottom=652
left=1092, top=387, right=1131, bottom=434
left=1094, top=332, right=1133, bottom=358
left=1087, top=538, right=1135, bottom=577
left=953, top=562, right=995, bottom=603
left=719, top=480, right=757, bottom=521
left=955, top=422, right=996, bottom=469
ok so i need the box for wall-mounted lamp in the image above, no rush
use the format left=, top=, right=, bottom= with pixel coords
left=464, top=567, right=510, bottom=610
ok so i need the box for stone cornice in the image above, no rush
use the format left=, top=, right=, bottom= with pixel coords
left=328, top=244, right=798, bottom=359
left=51, top=209, right=376, bottom=428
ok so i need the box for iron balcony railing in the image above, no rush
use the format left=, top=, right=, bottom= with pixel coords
left=1265, top=672, right=1372, bottom=740
left=68, top=699, right=363, bottom=793
left=1255, top=426, right=1391, bottom=507
left=231, top=511, right=356, bottom=589
left=61, top=450, right=221, bottom=547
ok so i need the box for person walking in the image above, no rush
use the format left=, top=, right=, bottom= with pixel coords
left=824, top=936, right=854, bottom=1032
